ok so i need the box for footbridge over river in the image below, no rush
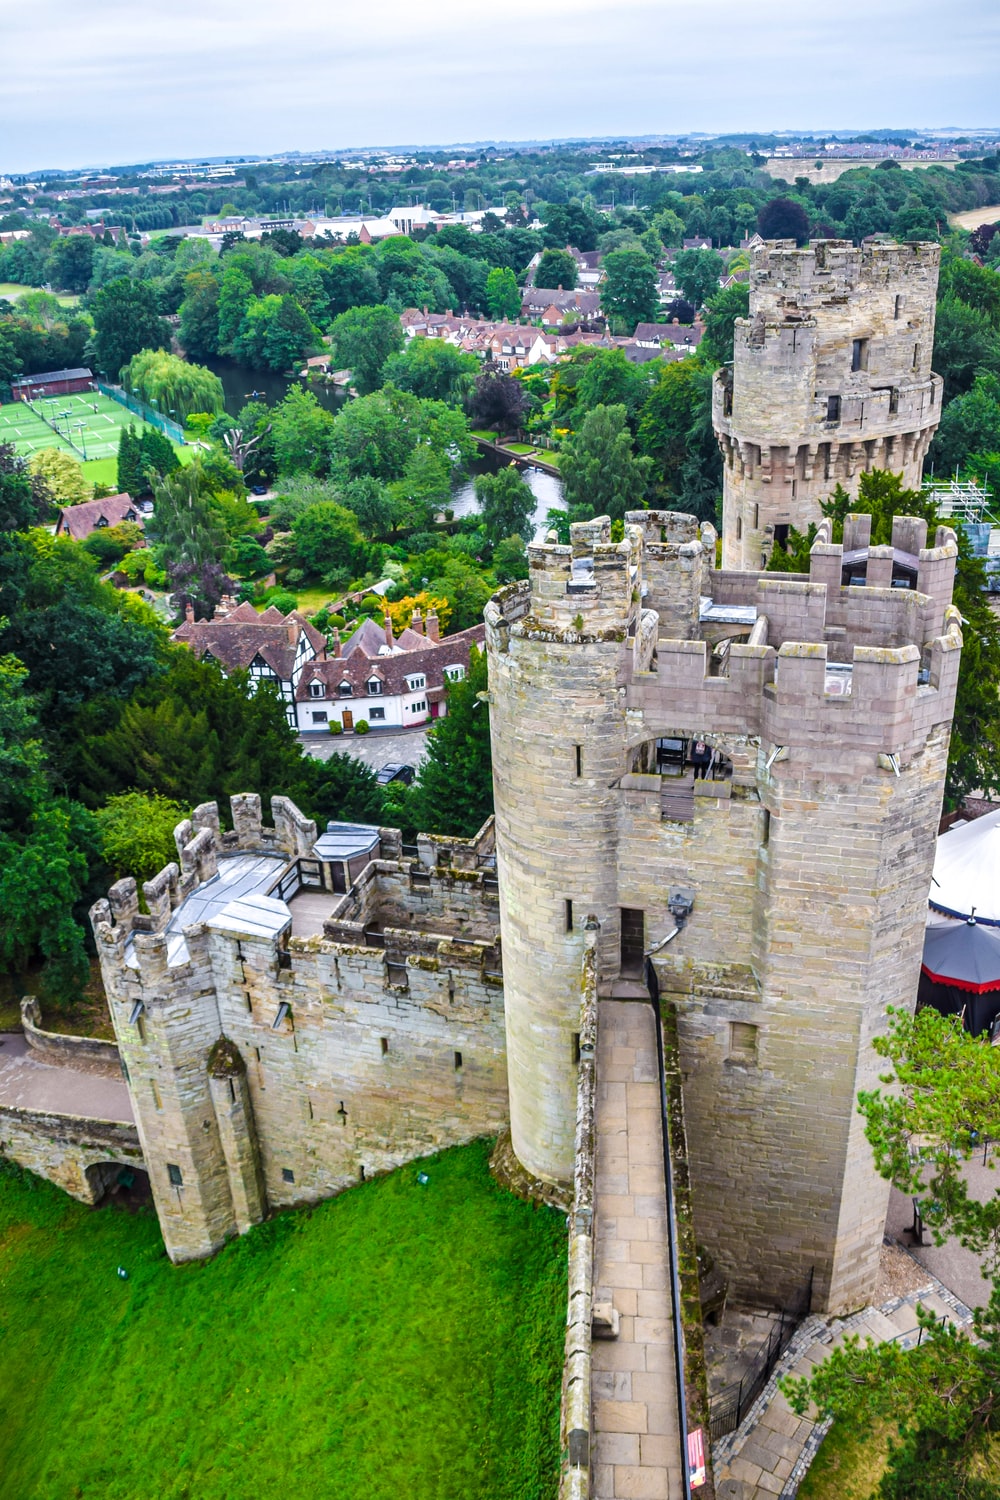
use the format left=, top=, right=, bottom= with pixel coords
left=0, top=1014, right=142, bottom=1204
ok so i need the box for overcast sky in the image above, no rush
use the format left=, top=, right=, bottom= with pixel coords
left=3, top=0, right=998, bottom=173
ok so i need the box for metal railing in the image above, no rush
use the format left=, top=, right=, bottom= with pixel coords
left=97, top=381, right=186, bottom=444
left=270, top=857, right=323, bottom=905
left=708, top=1267, right=815, bottom=1441
left=644, top=958, right=694, bottom=1500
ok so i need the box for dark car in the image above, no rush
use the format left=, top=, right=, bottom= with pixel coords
left=376, top=763, right=415, bottom=786
left=250, top=484, right=268, bottom=496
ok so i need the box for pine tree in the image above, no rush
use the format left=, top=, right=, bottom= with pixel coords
left=406, top=647, right=492, bottom=838
left=116, top=425, right=144, bottom=496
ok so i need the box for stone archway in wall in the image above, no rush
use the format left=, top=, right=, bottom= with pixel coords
left=85, top=1161, right=152, bottom=1210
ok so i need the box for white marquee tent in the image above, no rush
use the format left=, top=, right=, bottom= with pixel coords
left=929, top=808, right=1000, bottom=926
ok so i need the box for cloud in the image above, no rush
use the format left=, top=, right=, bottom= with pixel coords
left=2, top=0, right=998, bottom=171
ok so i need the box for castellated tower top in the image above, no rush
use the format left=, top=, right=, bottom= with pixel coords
left=712, top=238, right=942, bottom=571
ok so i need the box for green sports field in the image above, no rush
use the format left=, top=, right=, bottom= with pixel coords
left=0, top=391, right=141, bottom=462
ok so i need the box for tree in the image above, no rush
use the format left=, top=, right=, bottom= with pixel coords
left=757, top=197, right=810, bottom=244
left=116, top=424, right=144, bottom=497
left=469, top=368, right=529, bottom=434
left=930, top=374, right=1000, bottom=476
left=290, top=501, right=366, bottom=582
left=178, top=270, right=221, bottom=361
left=329, top=304, right=404, bottom=395
left=319, top=251, right=381, bottom=316
left=662, top=297, right=696, bottom=325
left=0, top=798, right=92, bottom=998
left=27, top=449, right=90, bottom=506
left=671, top=248, right=725, bottom=311
left=637, top=358, right=722, bottom=520
left=269, top=386, right=334, bottom=476
left=232, top=294, right=318, bottom=373
left=327, top=386, right=424, bottom=484
left=381, top=337, right=477, bottom=405
left=784, top=1006, right=1000, bottom=1499
left=45, top=234, right=95, bottom=294
left=652, top=209, right=685, bottom=249
left=600, top=249, right=660, bottom=330
left=560, top=404, right=652, bottom=523
left=88, top=278, right=172, bottom=380
left=700, top=281, right=751, bottom=366
left=94, top=790, right=187, bottom=883
left=121, top=349, right=224, bottom=423
left=406, top=646, right=492, bottom=837
left=485, top=266, right=522, bottom=320
left=474, top=464, right=536, bottom=546
left=574, top=347, right=653, bottom=426
left=0, top=442, right=49, bottom=532
left=146, top=461, right=231, bottom=616
left=493, top=534, right=529, bottom=582
left=217, top=264, right=253, bottom=351
left=541, top=204, right=599, bottom=253
left=933, top=296, right=1000, bottom=402
left=534, top=249, right=577, bottom=290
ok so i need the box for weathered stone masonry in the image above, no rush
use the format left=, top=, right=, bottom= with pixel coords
left=713, top=238, right=942, bottom=570
left=91, top=800, right=508, bottom=1263
left=486, top=508, right=960, bottom=1315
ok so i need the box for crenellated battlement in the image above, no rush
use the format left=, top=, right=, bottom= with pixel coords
left=713, top=237, right=943, bottom=569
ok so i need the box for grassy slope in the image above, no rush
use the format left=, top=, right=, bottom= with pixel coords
left=0, top=1139, right=565, bottom=1500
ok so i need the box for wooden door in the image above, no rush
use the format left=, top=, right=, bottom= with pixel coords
left=342, top=709, right=354, bottom=731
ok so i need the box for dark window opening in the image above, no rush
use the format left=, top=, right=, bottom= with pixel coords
left=254, top=1046, right=261, bottom=1062
left=282, top=1167, right=295, bottom=1183
left=894, top=294, right=903, bottom=319
left=572, top=1032, right=581, bottom=1065
left=575, top=744, right=582, bottom=778
left=762, top=809, right=771, bottom=847
left=454, top=1050, right=463, bottom=1070
left=380, top=1036, right=389, bottom=1055
left=167, top=1163, right=183, bottom=1187
left=565, top=899, right=573, bottom=932
left=245, top=991, right=253, bottom=1013
left=620, top=908, right=644, bottom=978
left=337, top=1101, right=348, bottom=1126
left=913, top=343, right=920, bottom=370
left=826, top=394, right=841, bottom=423
left=753, top=503, right=759, bottom=529
left=736, top=514, right=742, bottom=541
left=889, top=387, right=899, bottom=415
left=773, top=524, right=790, bottom=552
left=229, top=1078, right=236, bottom=1103
left=851, top=338, right=868, bottom=372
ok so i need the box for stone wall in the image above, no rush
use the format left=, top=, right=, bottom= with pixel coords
left=91, top=800, right=509, bottom=1264
left=712, top=238, right=942, bottom=569
left=560, top=924, right=599, bottom=1500
left=487, top=514, right=960, bottom=1314
left=0, top=1106, right=143, bottom=1203
left=20, top=998, right=121, bottom=1073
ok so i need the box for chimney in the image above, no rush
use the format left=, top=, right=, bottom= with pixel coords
left=411, top=607, right=423, bottom=635
left=384, top=613, right=395, bottom=650
left=184, top=601, right=194, bottom=624
left=426, top=611, right=440, bottom=643
left=331, top=628, right=341, bottom=658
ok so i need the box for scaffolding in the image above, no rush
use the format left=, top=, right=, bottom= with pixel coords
left=924, top=477, right=996, bottom=526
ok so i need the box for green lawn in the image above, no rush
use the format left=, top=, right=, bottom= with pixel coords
left=0, top=1139, right=565, bottom=1500
left=0, top=282, right=80, bottom=307
left=502, top=442, right=536, bottom=454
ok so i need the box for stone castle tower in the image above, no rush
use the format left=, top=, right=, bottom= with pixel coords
left=486, top=511, right=961, bottom=1312
left=712, top=238, right=942, bottom=570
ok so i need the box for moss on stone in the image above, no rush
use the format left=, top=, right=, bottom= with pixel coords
left=207, top=1036, right=246, bottom=1078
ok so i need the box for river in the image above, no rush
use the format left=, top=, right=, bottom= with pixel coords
left=452, top=452, right=565, bottom=539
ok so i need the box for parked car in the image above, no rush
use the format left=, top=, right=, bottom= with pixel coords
left=376, top=763, right=415, bottom=786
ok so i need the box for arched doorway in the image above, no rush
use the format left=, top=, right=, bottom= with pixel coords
left=85, top=1162, right=151, bottom=1210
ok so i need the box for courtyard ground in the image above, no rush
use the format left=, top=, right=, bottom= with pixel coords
left=300, top=722, right=430, bottom=772
left=0, top=1138, right=565, bottom=1500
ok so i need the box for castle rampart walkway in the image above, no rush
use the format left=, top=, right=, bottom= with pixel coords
left=0, top=1033, right=132, bottom=1122
left=592, top=1000, right=684, bottom=1499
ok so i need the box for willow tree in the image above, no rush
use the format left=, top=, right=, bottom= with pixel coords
left=122, top=349, right=225, bottom=424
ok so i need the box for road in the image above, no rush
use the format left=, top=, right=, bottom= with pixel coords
left=299, top=724, right=430, bottom=773
left=0, top=1033, right=133, bottom=1122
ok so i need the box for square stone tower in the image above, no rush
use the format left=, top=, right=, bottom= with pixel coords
left=712, top=238, right=942, bottom=570
left=486, top=512, right=961, bottom=1313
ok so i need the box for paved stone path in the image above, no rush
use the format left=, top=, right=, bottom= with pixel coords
left=712, top=1256, right=977, bottom=1498
left=299, top=723, right=429, bottom=770
left=591, top=999, right=684, bottom=1499
left=0, top=1033, right=132, bottom=1122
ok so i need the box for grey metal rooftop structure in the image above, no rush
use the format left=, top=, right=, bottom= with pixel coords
left=125, top=854, right=288, bottom=969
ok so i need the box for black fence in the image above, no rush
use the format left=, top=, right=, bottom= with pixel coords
left=708, top=1267, right=814, bottom=1442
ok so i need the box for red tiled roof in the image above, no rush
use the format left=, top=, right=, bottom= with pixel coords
left=172, top=604, right=325, bottom=680
left=55, top=493, right=141, bottom=541
left=298, top=623, right=485, bottom=701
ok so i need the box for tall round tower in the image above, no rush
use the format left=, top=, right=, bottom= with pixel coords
left=484, top=519, right=633, bottom=1186
left=712, top=238, right=942, bottom=570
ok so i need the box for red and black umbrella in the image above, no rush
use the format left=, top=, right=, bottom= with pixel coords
left=921, top=918, right=1000, bottom=995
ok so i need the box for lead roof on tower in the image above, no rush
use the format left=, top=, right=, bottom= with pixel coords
left=312, top=822, right=382, bottom=861
left=123, top=853, right=287, bottom=969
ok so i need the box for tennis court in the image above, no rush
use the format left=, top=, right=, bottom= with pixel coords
left=0, top=392, right=142, bottom=462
